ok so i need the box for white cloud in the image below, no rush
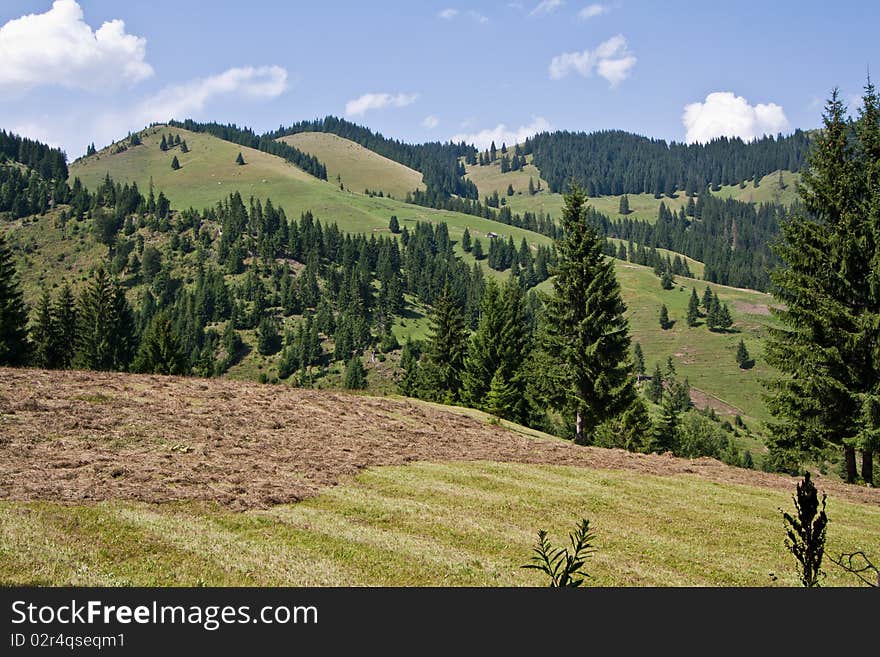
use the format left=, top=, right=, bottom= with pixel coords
left=422, top=115, right=439, bottom=129
left=467, top=10, right=489, bottom=23
left=438, top=8, right=459, bottom=19
left=451, top=116, right=552, bottom=149
left=530, top=0, right=565, bottom=16
left=549, top=34, right=636, bottom=87
left=5, top=65, right=289, bottom=158
left=578, top=3, right=608, bottom=19
left=345, top=92, right=418, bottom=117
left=127, top=66, right=288, bottom=126
left=682, top=91, right=789, bottom=144
left=0, top=0, right=153, bottom=93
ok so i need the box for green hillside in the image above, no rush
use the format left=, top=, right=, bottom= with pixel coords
left=279, top=132, right=424, bottom=199
left=69, top=125, right=551, bottom=261
left=3, top=461, right=877, bottom=586
left=466, top=155, right=800, bottom=223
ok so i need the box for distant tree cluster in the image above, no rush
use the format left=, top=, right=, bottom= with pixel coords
left=525, top=129, right=810, bottom=196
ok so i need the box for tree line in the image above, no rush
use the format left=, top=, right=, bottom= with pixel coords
left=524, top=128, right=811, bottom=196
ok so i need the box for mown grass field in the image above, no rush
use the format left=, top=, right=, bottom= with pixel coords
left=278, top=132, right=424, bottom=199
left=2, top=461, right=876, bottom=586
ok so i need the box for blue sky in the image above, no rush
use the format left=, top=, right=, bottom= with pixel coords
left=1, top=0, right=878, bottom=158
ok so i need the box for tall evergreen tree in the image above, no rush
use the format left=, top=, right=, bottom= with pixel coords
left=423, top=284, right=468, bottom=402
left=0, top=233, right=30, bottom=365
left=53, top=283, right=77, bottom=369
left=632, top=342, right=645, bottom=377
left=461, top=277, right=531, bottom=421
left=686, top=287, right=700, bottom=326
left=74, top=268, right=136, bottom=371
left=30, top=289, right=59, bottom=368
left=765, top=85, right=880, bottom=483
left=736, top=339, right=751, bottom=369
left=647, top=362, right=664, bottom=403
left=659, top=303, right=671, bottom=329
left=343, top=355, right=367, bottom=390
left=133, top=310, right=189, bottom=375
left=540, top=184, right=636, bottom=444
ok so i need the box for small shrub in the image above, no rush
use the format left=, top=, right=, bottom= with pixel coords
left=522, top=518, right=596, bottom=587
left=782, top=472, right=828, bottom=587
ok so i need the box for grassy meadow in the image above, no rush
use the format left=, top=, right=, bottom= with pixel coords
left=2, top=461, right=876, bottom=586
left=279, top=132, right=425, bottom=199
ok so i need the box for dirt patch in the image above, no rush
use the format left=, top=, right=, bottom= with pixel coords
left=1, top=368, right=877, bottom=509
left=689, top=387, right=742, bottom=416
left=734, top=300, right=772, bottom=316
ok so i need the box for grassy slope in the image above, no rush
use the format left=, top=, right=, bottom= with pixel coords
left=535, top=261, right=779, bottom=428
left=1, top=460, right=876, bottom=586
left=68, top=126, right=551, bottom=262
left=466, top=157, right=801, bottom=223
left=278, top=132, right=424, bottom=199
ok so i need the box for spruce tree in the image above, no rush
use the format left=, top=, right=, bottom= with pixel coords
left=171, top=155, right=180, bottom=170
left=461, top=277, right=530, bottom=421
left=235, top=152, right=246, bottom=166
left=343, top=355, right=367, bottom=390
left=619, top=194, right=630, bottom=215
left=484, top=368, right=518, bottom=419
left=159, top=135, right=168, bottom=151
left=659, top=303, right=671, bottom=329
left=461, top=227, right=472, bottom=252
left=736, top=339, right=750, bottom=368
left=424, top=284, right=468, bottom=402
left=686, top=288, right=700, bottom=326
left=53, top=283, right=77, bottom=369
left=765, top=85, right=880, bottom=483
left=632, top=342, right=645, bottom=377
left=702, top=286, right=714, bottom=312
left=0, top=234, right=30, bottom=366
left=389, top=215, right=400, bottom=233
left=650, top=395, right=679, bottom=454
left=133, top=310, right=189, bottom=375
left=540, top=184, right=635, bottom=444
left=30, top=289, right=59, bottom=368
left=74, top=268, right=136, bottom=371
left=647, top=362, right=664, bottom=403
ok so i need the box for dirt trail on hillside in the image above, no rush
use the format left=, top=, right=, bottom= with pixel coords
left=1, top=368, right=877, bottom=509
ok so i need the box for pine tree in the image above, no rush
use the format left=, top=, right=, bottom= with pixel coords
left=74, top=268, right=136, bottom=371
left=659, top=303, right=671, bottom=329
left=235, top=152, right=246, bottom=166
left=650, top=394, right=679, bottom=454
left=540, top=184, right=636, bottom=444
left=506, top=183, right=515, bottom=196
left=424, top=284, right=468, bottom=402
left=343, top=355, right=367, bottom=389
left=528, top=177, right=536, bottom=196
left=180, top=140, right=189, bottom=153
left=484, top=368, right=518, bottom=419
left=133, top=311, right=189, bottom=375
left=171, top=155, right=180, bottom=170
left=461, top=277, right=530, bottom=421
left=30, top=289, right=59, bottom=368
left=660, top=269, right=674, bottom=290
left=736, top=339, right=750, bottom=368
left=159, top=135, right=168, bottom=151
left=765, top=85, right=880, bottom=483
left=686, top=288, right=700, bottom=326
left=472, top=238, right=484, bottom=260
left=53, top=283, right=77, bottom=369
left=461, top=227, right=472, bottom=252
left=0, top=234, right=30, bottom=365
left=702, top=285, right=714, bottom=311
left=647, top=362, right=664, bottom=403
left=632, top=342, right=645, bottom=377
left=619, top=194, right=630, bottom=215
left=388, top=215, right=400, bottom=233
